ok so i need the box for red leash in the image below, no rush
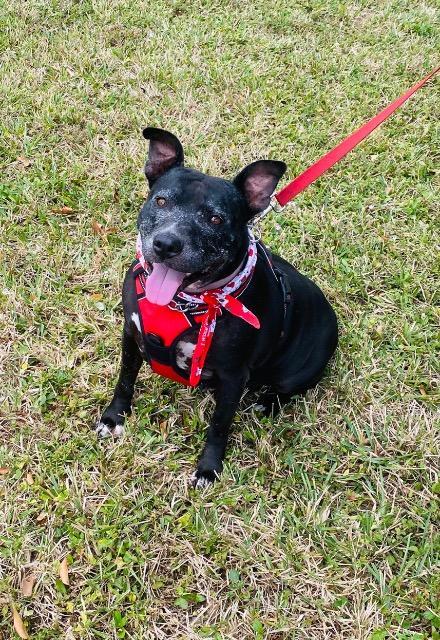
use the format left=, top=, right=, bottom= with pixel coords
left=267, top=65, right=439, bottom=213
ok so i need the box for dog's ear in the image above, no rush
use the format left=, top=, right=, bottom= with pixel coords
left=142, top=127, right=184, bottom=187
left=233, top=160, right=286, bottom=216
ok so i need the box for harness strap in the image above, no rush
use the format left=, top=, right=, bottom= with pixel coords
left=257, top=242, right=293, bottom=343
left=143, top=332, right=172, bottom=365
left=275, top=267, right=292, bottom=340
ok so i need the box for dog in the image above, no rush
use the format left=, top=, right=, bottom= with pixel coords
left=97, top=127, right=338, bottom=487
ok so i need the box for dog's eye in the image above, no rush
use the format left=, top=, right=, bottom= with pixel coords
left=156, top=197, right=167, bottom=207
left=210, top=215, right=224, bottom=225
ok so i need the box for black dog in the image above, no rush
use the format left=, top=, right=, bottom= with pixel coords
left=97, top=128, right=338, bottom=487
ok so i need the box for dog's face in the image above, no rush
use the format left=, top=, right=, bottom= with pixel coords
left=137, top=128, right=286, bottom=302
left=138, top=165, right=248, bottom=279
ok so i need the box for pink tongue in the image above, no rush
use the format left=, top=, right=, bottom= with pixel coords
left=144, top=263, right=186, bottom=305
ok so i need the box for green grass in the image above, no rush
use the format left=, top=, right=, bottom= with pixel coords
left=0, top=1, right=439, bottom=638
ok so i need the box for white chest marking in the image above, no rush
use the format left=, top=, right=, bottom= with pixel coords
left=176, top=340, right=196, bottom=370
left=131, top=312, right=141, bottom=332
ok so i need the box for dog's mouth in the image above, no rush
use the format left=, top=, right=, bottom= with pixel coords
left=144, top=263, right=211, bottom=305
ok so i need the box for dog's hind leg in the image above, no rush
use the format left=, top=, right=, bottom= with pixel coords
left=96, top=328, right=143, bottom=438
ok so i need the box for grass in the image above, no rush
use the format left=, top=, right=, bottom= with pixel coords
left=0, top=0, right=439, bottom=638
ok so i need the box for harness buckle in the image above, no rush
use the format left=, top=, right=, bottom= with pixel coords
left=170, top=300, right=200, bottom=313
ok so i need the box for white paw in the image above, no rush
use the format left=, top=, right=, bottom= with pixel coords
left=95, top=422, right=125, bottom=439
left=190, top=471, right=213, bottom=489
left=253, top=403, right=266, bottom=413
left=113, top=423, right=125, bottom=437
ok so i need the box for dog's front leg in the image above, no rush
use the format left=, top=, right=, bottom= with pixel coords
left=193, top=369, right=248, bottom=487
left=96, top=328, right=143, bottom=438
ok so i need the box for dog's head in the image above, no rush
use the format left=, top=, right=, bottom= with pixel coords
left=137, top=127, right=286, bottom=304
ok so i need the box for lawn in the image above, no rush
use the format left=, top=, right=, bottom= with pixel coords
left=0, top=1, right=439, bottom=638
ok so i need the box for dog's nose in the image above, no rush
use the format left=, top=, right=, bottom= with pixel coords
left=152, top=233, right=183, bottom=259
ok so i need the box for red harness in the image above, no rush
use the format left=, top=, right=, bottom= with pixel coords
left=134, top=236, right=262, bottom=386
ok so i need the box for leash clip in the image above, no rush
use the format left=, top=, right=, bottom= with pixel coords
left=251, top=195, right=284, bottom=226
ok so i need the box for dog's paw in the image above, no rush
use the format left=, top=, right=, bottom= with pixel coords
left=252, top=403, right=267, bottom=414
left=95, top=420, right=124, bottom=439
left=190, top=469, right=217, bottom=489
